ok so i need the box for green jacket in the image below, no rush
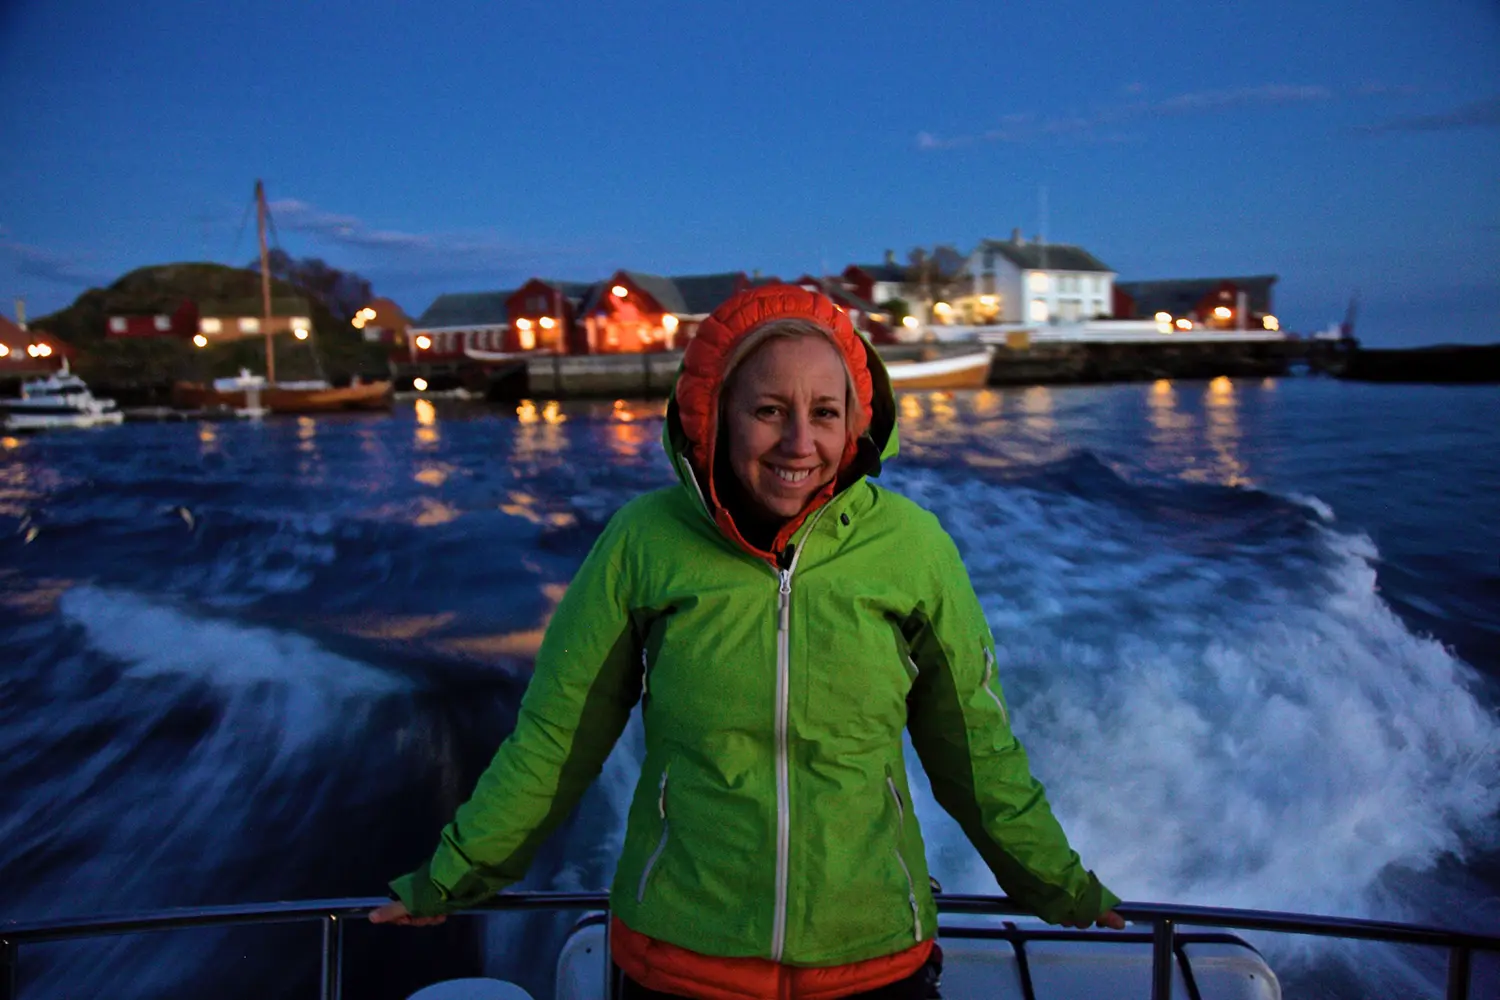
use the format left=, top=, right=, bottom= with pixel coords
left=392, top=344, right=1118, bottom=965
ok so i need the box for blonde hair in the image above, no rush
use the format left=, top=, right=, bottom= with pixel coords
left=720, top=319, right=858, bottom=417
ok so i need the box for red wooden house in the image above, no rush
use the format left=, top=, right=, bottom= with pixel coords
left=106, top=300, right=199, bottom=339
left=506, top=280, right=593, bottom=354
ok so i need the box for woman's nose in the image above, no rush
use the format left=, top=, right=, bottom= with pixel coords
left=781, top=413, right=816, bottom=455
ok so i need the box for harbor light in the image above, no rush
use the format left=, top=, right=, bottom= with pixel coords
left=413, top=377, right=429, bottom=392
left=1213, top=306, right=1232, bottom=320
left=352, top=315, right=366, bottom=329
left=539, top=316, right=556, bottom=330
left=1174, top=318, right=1193, bottom=331
left=415, top=334, right=433, bottom=350
left=516, top=318, right=533, bottom=331
left=193, top=334, right=209, bottom=348
left=359, top=308, right=377, bottom=321
left=39, top=344, right=51, bottom=357
left=662, top=314, right=680, bottom=334
left=0, top=343, right=8, bottom=358
left=611, top=285, right=628, bottom=298
left=294, top=327, right=310, bottom=340
left=1263, top=314, right=1280, bottom=331
left=1154, top=311, right=1172, bottom=323
left=979, top=295, right=998, bottom=307
left=902, top=316, right=919, bottom=330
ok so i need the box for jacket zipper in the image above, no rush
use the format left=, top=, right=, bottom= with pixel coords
left=770, top=507, right=830, bottom=962
left=885, top=776, right=923, bottom=943
left=980, top=647, right=1008, bottom=728
left=636, top=766, right=670, bottom=902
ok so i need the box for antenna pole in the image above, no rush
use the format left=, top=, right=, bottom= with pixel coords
left=256, top=179, right=276, bottom=384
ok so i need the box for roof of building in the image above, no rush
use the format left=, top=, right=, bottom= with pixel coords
left=669, top=272, right=745, bottom=315
left=518, top=279, right=598, bottom=303
left=413, top=291, right=513, bottom=329
left=798, top=276, right=882, bottom=316
left=1116, top=275, right=1278, bottom=316
left=979, top=239, right=1114, bottom=274
left=848, top=262, right=906, bottom=283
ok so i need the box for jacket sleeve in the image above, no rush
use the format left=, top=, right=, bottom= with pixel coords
left=904, top=522, right=1120, bottom=926
left=390, top=510, right=644, bottom=916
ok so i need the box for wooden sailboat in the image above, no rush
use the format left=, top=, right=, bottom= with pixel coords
left=171, top=181, right=392, bottom=414
left=884, top=347, right=994, bottom=390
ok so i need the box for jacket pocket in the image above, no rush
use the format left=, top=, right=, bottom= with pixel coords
left=636, top=765, right=670, bottom=903
left=886, top=773, right=923, bottom=943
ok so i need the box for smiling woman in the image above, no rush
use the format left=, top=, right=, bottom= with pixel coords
left=717, top=319, right=860, bottom=535
left=374, top=284, right=1121, bottom=1000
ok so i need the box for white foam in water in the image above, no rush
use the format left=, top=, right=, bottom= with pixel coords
left=890, top=466, right=1500, bottom=974
left=59, top=585, right=408, bottom=752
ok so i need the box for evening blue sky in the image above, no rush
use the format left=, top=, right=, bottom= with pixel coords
left=1, top=0, right=1496, bottom=346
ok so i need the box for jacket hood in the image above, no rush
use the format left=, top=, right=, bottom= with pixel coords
left=662, top=283, right=899, bottom=560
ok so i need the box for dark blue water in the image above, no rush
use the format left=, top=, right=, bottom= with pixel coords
left=2, top=380, right=1496, bottom=999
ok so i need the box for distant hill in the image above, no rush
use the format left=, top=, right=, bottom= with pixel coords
left=31, top=262, right=389, bottom=391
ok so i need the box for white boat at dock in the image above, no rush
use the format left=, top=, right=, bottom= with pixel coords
left=0, top=362, right=124, bottom=431
left=884, top=348, right=994, bottom=390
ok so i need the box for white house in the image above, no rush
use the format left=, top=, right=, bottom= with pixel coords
left=951, top=230, right=1116, bottom=326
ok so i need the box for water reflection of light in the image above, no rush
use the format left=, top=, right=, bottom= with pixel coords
left=1204, top=376, right=1250, bottom=487
left=500, top=490, right=579, bottom=527
left=1018, top=386, right=1056, bottom=436
left=198, top=423, right=218, bottom=452
left=613, top=399, right=634, bottom=423
left=297, top=416, right=317, bottom=453
left=414, top=398, right=439, bottom=449
left=971, top=389, right=1001, bottom=418
left=542, top=400, right=565, bottom=425
left=414, top=464, right=450, bottom=487
left=1261, top=377, right=1277, bottom=390
left=1, top=437, right=20, bottom=450
left=413, top=497, right=461, bottom=527
left=517, top=400, right=539, bottom=425
left=899, top=393, right=925, bottom=423
left=929, top=391, right=958, bottom=427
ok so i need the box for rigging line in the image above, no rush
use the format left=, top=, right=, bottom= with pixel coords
left=229, top=195, right=255, bottom=267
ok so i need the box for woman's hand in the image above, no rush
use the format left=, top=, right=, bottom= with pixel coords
left=1064, top=909, right=1126, bottom=930
left=369, top=900, right=447, bottom=927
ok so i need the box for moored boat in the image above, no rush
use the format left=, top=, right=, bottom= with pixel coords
left=171, top=376, right=391, bottom=414
left=0, top=362, right=124, bottom=431
left=885, top=348, right=993, bottom=390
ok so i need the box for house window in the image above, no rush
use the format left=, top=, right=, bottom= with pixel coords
left=239, top=318, right=260, bottom=333
left=201, top=318, right=222, bottom=334
left=1029, top=299, right=1049, bottom=322
left=1061, top=301, right=1080, bottom=322
left=1028, top=272, right=1049, bottom=292
left=109, top=317, right=127, bottom=333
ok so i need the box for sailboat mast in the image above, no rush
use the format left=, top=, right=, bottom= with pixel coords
left=256, top=179, right=275, bottom=384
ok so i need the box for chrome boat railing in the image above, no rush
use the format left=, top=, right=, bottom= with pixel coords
left=3, top=892, right=1497, bottom=1000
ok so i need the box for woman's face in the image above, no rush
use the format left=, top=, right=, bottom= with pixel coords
left=723, top=334, right=849, bottom=519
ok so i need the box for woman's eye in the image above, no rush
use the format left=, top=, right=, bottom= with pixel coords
left=815, top=408, right=842, bottom=420
left=755, top=406, right=781, bottom=419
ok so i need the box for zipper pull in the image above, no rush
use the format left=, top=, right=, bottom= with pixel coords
left=778, top=568, right=791, bottom=632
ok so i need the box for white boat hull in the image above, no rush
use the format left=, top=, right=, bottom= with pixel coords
left=3, top=409, right=124, bottom=431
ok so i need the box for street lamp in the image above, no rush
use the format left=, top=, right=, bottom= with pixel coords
left=193, top=334, right=209, bottom=348
left=415, top=335, right=433, bottom=350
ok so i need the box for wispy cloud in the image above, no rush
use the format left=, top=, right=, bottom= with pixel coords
left=916, top=82, right=1412, bottom=149
left=0, top=229, right=109, bottom=287
left=265, top=198, right=592, bottom=281
left=1355, top=95, right=1500, bottom=135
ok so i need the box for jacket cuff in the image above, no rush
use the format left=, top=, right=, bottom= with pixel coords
left=389, top=860, right=449, bottom=917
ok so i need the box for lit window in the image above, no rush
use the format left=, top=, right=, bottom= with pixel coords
left=1213, top=306, right=1232, bottom=320
left=109, top=317, right=127, bottom=333
left=201, top=318, right=222, bottom=334
left=1028, top=272, right=1049, bottom=292
left=1029, top=299, right=1049, bottom=322
left=539, top=316, right=556, bottom=330
left=154, top=315, right=171, bottom=331
left=1154, top=312, right=1172, bottom=323
left=519, top=326, right=536, bottom=350
left=240, top=318, right=260, bottom=333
